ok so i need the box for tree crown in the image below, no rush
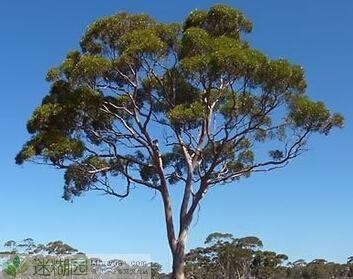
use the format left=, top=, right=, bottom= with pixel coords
left=16, top=5, right=343, bottom=202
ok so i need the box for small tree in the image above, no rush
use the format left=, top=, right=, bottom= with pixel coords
left=3, top=241, right=17, bottom=253
left=16, top=5, right=343, bottom=279
left=2, top=239, right=78, bottom=256
left=16, top=238, right=36, bottom=254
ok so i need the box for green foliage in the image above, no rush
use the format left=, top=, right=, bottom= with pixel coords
left=185, top=232, right=267, bottom=279
left=45, top=241, right=78, bottom=255
left=184, top=5, right=252, bottom=38
left=204, top=232, right=234, bottom=245
left=80, top=13, right=156, bottom=54
left=72, top=55, right=111, bottom=82
left=2, top=239, right=79, bottom=256
left=120, top=29, right=167, bottom=57
left=17, top=4, right=343, bottom=204
left=252, top=251, right=288, bottom=279
left=46, top=67, right=60, bottom=81
left=182, top=232, right=353, bottom=279
left=289, top=95, right=344, bottom=133
left=142, top=68, right=200, bottom=113
left=168, top=101, right=204, bottom=127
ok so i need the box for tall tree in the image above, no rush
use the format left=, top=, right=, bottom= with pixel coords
left=16, top=5, right=343, bottom=279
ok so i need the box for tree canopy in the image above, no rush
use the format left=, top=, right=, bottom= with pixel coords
left=16, top=6, right=343, bottom=199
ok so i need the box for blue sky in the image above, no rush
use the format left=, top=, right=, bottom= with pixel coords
left=0, top=0, right=352, bottom=271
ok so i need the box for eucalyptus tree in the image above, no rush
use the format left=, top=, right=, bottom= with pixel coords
left=185, top=233, right=264, bottom=279
left=2, top=239, right=78, bottom=256
left=16, top=5, right=343, bottom=279
left=251, top=251, right=288, bottom=279
left=3, top=241, right=17, bottom=254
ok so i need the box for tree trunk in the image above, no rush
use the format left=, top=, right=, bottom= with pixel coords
left=171, top=243, right=186, bottom=279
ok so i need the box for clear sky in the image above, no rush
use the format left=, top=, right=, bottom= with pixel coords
left=0, top=0, right=352, bottom=271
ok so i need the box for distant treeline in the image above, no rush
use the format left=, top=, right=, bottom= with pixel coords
left=152, top=232, right=353, bottom=279
left=2, top=235, right=353, bottom=279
